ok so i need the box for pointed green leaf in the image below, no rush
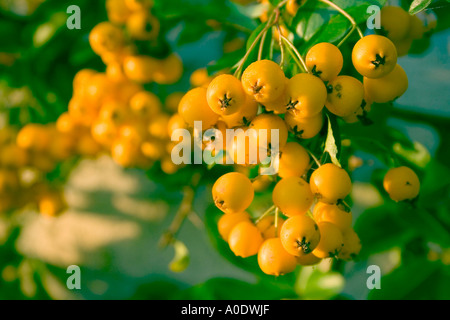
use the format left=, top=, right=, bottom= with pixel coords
left=409, top=0, right=433, bottom=15
left=324, top=114, right=341, bottom=167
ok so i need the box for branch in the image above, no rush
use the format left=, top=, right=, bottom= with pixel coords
left=158, top=173, right=201, bottom=248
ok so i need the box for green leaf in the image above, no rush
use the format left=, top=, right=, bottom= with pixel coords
left=295, top=267, right=345, bottom=300
left=392, top=141, right=431, bottom=169
left=155, top=0, right=256, bottom=31
left=132, top=280, right=181, bottom=300
left=340, top=114, right=419, bottom=168
left=350, top=137, right=395, bottom=167
left=420, top=159, right=450, bottom=200
left=292, top=0, right=329, bottom=42
left=228, top=1, right=268, bottom=21
left=174, top=277, right=297, bottom=300
left=169, top=240, right=190, bottom=273
left=354, top=204, right=416, bottom=259
left=246, top=22, right=267, bottom=51
left=324, top=113, right=341, bottom=167
left=0, top=20, right=25, bottom=51
left=293, top=0, right=387, bottom=50
left=386, top=127, right=415, bottom=150
left=403, top=264, right=450, bottom=299
left=206, top=47, right=244, bottom=75
left=409, top=0, right=433, bottom=15
left=368, top=258, right=440, bottom=299
left=398, top=203, right=450, bottom=247
left=308, top=4, right=365, bottom=46
left=176, top=21, right=213, bottom=46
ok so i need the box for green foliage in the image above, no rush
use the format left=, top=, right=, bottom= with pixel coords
left=295, top=267, right=345, bottom=300
left=0, top=0, right=105, bottom=125
left=368, top=258, right=450, bottom=300
left=155, top=0, right=257, bottom=46
left=293, top=0, right=387, bottom=52
left=408, top=0, right=433, bottom=14
left=0, top=227, right=52, bottom=300
left=201, top=0, right=449, bottom=300
left=173, top=277, right=297, bottom=300
left=0, top=0, right=449, bottom=301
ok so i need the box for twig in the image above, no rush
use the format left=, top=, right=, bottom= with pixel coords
left=158, top=173, right=201, bottom=248
left=188, top=211, right=204, bottom=229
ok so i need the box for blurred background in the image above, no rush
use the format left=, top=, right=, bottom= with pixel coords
left=0, top=0, right=449, bottom=300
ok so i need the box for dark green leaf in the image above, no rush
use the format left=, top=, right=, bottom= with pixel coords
left=350, top=136, right=396, bottom=167
left=177, top=21, right=213, bottom=46
left=131, top=280, right=181, bottom=300
left=293, top=0, right=387, bottom=51
left=368, top=258, right=440, bottom=299
left=206, top=47, right=245, bottom=75
left=354, top=204, right=416, bottom=259
left=174, top=277, right=297, bottom=300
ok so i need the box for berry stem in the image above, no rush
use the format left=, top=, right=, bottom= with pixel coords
left=234, top=0, right=287, bottom=78
left=258, top=30, right=268, bottom=61
left=279, top=34, right=308, bottom=73
left=274, top=206, right=280, bottom=235
left=234, top=29, right=266, bottom=78
left=275, top=24, right=286, bottom=69
left=318, top=0, right=364, bottom=47
left=269, top=36, right=275, bottom=61
left=307, top=149, right=322, bottom=168
left=255, top=204, right=276, bottom=224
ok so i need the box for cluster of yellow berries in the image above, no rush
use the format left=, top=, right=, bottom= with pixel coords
left=213, top=167, right=361, bottom=276
left=178, top=32, right=409, bottom=162
left=380, top=5, right=436, bottom=57
left=90, top=0, right=183, bottom=85
left=0, top=127, right=66, bottom=216
left=64, top=67, right=183, bottom=173
left=58, top=0, right=184, bottom=172
left=0, top=0, right=187, bottom=217
left=175, top=15, right=420, bottom=274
